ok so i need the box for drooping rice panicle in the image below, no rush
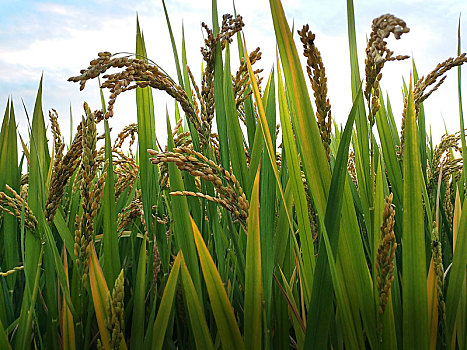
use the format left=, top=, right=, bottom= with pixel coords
left=364, top=14, right=409, bottom=126
left=298, top=25, right=333, bottom=161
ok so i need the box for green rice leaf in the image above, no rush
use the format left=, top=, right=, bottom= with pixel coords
left=191, top=217, right=245, bottom=350
left=402, top=78, right=428, bottom=349
left=244, top=167, right=262, bottom=350
left=180, top=255, right=215, bottom=350
left=130, top=233, right=148, bottom=350
left=102, top=120, right=120, bottom=287
left=152, top=252, right=181, bottom=350
left=0, top=99, right=20, bottom=290
left=136, top=19, right=158, bottom=238
left=223, top=41, right=248, bottom=192
left=445, top=195, right=467, bottom=342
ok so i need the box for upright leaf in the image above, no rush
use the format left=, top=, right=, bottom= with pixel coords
left=191, top=217, right=245, bottom=350
left=402, top=79, right=428, bottom=349
left=102, top=120, right=120, bottom=287
left=88, top=243, right=111, bottom=350
left=136, top=19, right=158, bottom=238
left=245, top=168, right=262, bottom=350
left=130, top=233, right=148, bottom=350
left=151, top=253, right=182, bottom=350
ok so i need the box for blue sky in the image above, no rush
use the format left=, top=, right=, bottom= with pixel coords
left=0, top=0, right=466, bottom=145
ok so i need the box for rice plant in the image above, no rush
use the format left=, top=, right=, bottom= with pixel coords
left=0, top=0, right=466, bottom=349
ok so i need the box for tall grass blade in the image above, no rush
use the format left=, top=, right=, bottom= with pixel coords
left=402, top=78, right=428, bottom=349
left=151, top=252, right=182, bottom=350
left=212, top=0, right=229, bottom=169
left=162, top=0, right=184, bottom=89
left=457, top=17, right=467, bottom=188
left=0, top=318, right=11, bottom=350
left=136, top=19, right=158, bottom=238
left=452, top=188, right=466, bottom=349
left=0, top=99, right=20, bottom=290
left=102, top=120, right=120, bottom=287
left=346, top=0, right=370, bottom=207
left=270, top=0, right=330, bottom=217
left=191, top=217, right=245, bottom=350
left=445, top=194, right=467, bottom=343
left=130, top=233, right=147, bottom=350
left=88, top=243, right=111, bottom=350
left=61, top=248, right=75, bottom=350
left=276, top=54, right=313, bottom=291
left=305, top=84, right=362, bottom=348
left=165, top=115, right=202, bottom=294
left=223, top=41, right=248, bottom=191
left=259, top=68, right=276, bottom=317
left=180, top=256, right=215, bottom=350
left=245, top=167, right=262, bottom=350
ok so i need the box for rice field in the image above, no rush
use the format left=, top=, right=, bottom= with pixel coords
left=0, top=0, right=466, bottom=349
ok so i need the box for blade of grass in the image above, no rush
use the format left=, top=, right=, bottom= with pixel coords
left=0, top=99, right=20, bottom=291
left=445, top=194, right=467, bottom=342
left=61, top=247, right=75, bottom=350
left=305, top=83, right=363, bottom=348
left=164, top=114, right=202, bottom=295
left=275, top=54, right=313, bottom=297
left=457, top=17, right=467, bottom=188
left=88, top=242, right=111, bottom=350
left=452, top=188, right=466, bottom=349
left=0, top=318, right=11, bottom=350
left=102, top=120, right=120, bottom=287
left=151, top=252, right=182, bottom=350
left=179, top=255, right=215, bottom=350
left=402, top=78, right=428, bottom=349
left=162, top=0, right=184, bottom=89
left=259, top=68, right=276, bottom=320
left=245, top=167, right=262, bottom=350
left=191, top=217, right=245, bottom=350
left=212, top=0, right=229, bottom=169
left=346, top=0, right=370, bottom=209
left=130, top=233, right=147, bottom=350
left=223, top=41, right=248, bottom=191
left=136, top=19, right=158, bottom=239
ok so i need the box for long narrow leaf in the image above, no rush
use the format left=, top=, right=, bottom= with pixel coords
left=191, top=217, right=245, bottom=350
left=402, top=79, right=428, bottom=349
left=151, top=252, right=182, bottom=350
left=244, top=167, right=262, bottom=350
left=88, top=243, right=111, bottom=350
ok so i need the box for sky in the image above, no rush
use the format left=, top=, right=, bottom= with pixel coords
left=0, top=0, right=466, bottom=147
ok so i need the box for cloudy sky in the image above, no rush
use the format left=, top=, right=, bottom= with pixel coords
left=0, top=0, right=466, bottom=146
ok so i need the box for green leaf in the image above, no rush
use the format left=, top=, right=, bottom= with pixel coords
left=130, top=233, right=148, bottom=350
left=151, top=252, right=182, bottom=350
left=102, top=120, right=120, bottom=287
left=88, top=243, right=111, bottom=350
left=457, top=18, right=467, bottom=189
left=179, top=255, right=215, bottom=350
left=0, top=317, right=11, bottom=350
left=191, top=217, right=245, bottom=350
left=305, top=83, right=362, bottom=348
left=259, top=68, right=276, bottom=316
left=245, top=167, right=262, bottom=350
left=223, top=41, right=248, bottom=192
left=445, top=195, right=467, bottom=342
left=276, top=55, right=313, bottom=296
left=165, top=115, right=202, bottom=295
left=0, top=99, right=20, bottom=290
left=402, top=79, right=428, bottom=349
left=136, top=18, right=158, bottom=238
left=162, top=0, right=184, bottom=89
left=270, top=0, right=330, bottom=219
